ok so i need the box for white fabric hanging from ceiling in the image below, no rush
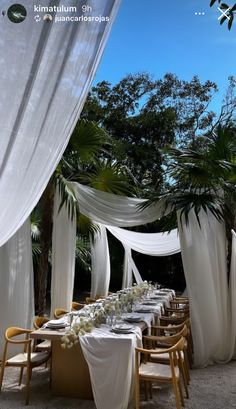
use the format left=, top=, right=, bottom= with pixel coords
left=0, top=0, right=121, bottom=246
left=107, top=226, right=180, bottom=255
left=69, top=182, right=177, bottom=297
left=0, top=219, right=34, bottom=356
left=50, top=188, right=77, bottom=316
left=106, top=226, right=180, bottom=291
left=71, top=182, right=165, bottom=226
left=90, top=223, right=111, bottom=298
left=122, top=245, right=143, bottom=289
left=229, top=230, right=236, bottom=358
left=178, top=210, right=230, bottom=367
left=70, top=182, right=171, bottom=297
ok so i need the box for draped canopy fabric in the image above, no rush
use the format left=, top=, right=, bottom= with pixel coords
left=0, top=220, right=34, bottom=356
left=71, top=182, right=165, bottom=226
left=229, top=230, right=236, bottom=357
left=106, top=226, right=180, bottom=256
left=51, top=182, right=177, bottom=303
left=178, top=210, right=231, bottom=367
left=50, top=189, right=77, bottom=316
left=0, top=0, right=121, bottom=246
left=106, top=226, right=180, bottom=290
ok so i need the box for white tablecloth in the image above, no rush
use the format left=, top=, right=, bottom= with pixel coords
left=80, top=324, right=142, bottom=409
left=79, top=290, right=174, bottom=409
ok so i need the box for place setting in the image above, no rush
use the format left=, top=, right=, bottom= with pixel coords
left=110, top=323, right=135, bottom=334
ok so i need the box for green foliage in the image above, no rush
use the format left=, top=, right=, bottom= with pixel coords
left=79, top=161, right=131, bottom=196
left=55, top=173, right=79, bottom=221
left=75, top=236, right=91, bottom=273
left=82, top=73, right=219, bottom=195
left=146, top=125, right=236, bottom=230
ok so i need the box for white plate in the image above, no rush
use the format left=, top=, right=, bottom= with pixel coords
left=111, top=327, right=134, bottom=334
left=125, top=316, right=143, bottom=323
left=113, top=324, right=133, bottom=331
left=46, top=323, right=67, bottom=329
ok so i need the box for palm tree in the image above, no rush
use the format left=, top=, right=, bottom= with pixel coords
left=35, top=119, right=132, bottom=315
left=146, top=125, right=236, bottom=270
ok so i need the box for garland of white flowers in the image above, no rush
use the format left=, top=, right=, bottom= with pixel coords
left=61, top=281, right=154, bottom=349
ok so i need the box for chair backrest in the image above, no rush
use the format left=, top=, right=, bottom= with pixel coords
left=85, top=297, right=96, bottom=304
left=54, top=308, right=69, bottom=319
left=164, top=306, right=189, bottom=317
left=144, top=325, right=187, bottom=349
left=71, top=301, right=85, bottom=311
left=159, top=314, right=188, bottom=326
left=33, top=316, right=49, bottom=330
left=2, top=327, right=32, bottom=363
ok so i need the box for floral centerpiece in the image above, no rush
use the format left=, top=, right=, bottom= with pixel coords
left=61, top=281, right=155, bottom=349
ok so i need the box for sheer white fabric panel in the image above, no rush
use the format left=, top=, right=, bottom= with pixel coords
left=122, top=246, right=143, bottom=288
left=90, top=224, right=111, bottom=298
left=0, top=220, right=34, bottom=356
left=107, top=226, right=180, bottom=255
left=72, top=182, right=165, bottom=226
left=0, top=0, right=121, bottom=246
left=178, top=210, right=230, bottom=367
left=107, top=226, right=180, bottom=288
left=122, top=246, right=132, bottom=288
left=72, top=182, right=169, bottom=296
left=229, top=230, right=236, bottom=357
left=51, top=190, right=76, bottom=316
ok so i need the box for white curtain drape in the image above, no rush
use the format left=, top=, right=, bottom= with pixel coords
left=90, top=223, right=111, bottom=298
left=0, top=0, right=121, bottom=246
left=229, top=230, right=236, bottom=357
left=66, top=182, right=174, bottom=297
left=71, top=182, right=169, bottom=296
left=72, top=182, right=165, bottom=226
left=106, top=226, right=180, bottom=290
left=50, top=189, right=77, bottom=316
left=178, top=210, right=230, bottom=367
left=0, top=220, right=34, bottom=356
left=107, top=226, right=180, bottom=256
left=122, top=245, right=143, bottom=288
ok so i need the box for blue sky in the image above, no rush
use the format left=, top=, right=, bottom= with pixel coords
left=94, top=0, right=236, bottom=113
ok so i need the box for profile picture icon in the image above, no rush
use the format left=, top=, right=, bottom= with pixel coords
left=43, top=13, right=52, bottom=22
left=7, top=4, right=27, bottom=23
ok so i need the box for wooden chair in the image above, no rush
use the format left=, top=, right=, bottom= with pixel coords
left=33, top=317, right=51, bottom=352
left=154, top=318, right=193, bottom=368
left=170, top=300, right=189, bottom=309
left=85, top=297, right=96, bottom=304
left=135, top=337, right=186, bottom=409
left=71, top=301, right=85, bottom=311
left=143, top=325, right=190, bottom=393
left=164, top=306, right=190, bottom=317
left=54, top=308, right=69, bottom=319
left=0, top=327, right=50, bottom=405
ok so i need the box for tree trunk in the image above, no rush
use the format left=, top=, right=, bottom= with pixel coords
left=36, top=180, right=55, bottom=316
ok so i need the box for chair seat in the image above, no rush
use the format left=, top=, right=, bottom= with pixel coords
left=35, top=340, right=51, bottom=351
left=150, top=349, right=184, bottom=362
left=139, top=361, right=179, bottom=380
left=7, top=351, right=50, bottom=366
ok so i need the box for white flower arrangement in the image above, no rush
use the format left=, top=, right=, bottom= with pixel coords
left=61, top=281, right=158, bottom=349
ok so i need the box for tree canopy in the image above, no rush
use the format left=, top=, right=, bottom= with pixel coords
left=82, top=73, right=219, bottom=196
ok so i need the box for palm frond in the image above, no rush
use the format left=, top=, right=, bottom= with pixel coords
left=77, top=214, right=100, bottom=238
left=75, top=236, right=91, bottom=272
left=55, top=173, right=79, bottom=221
left=79, top=161, right=132, bottom=196
left=67, top=119, right=111, bottom=163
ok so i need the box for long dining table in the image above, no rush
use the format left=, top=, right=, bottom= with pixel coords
left=31, top=289, right=174, bottom=409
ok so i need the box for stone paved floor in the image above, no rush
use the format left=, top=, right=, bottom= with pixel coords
left=1, top=360, right=236, bottom=408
